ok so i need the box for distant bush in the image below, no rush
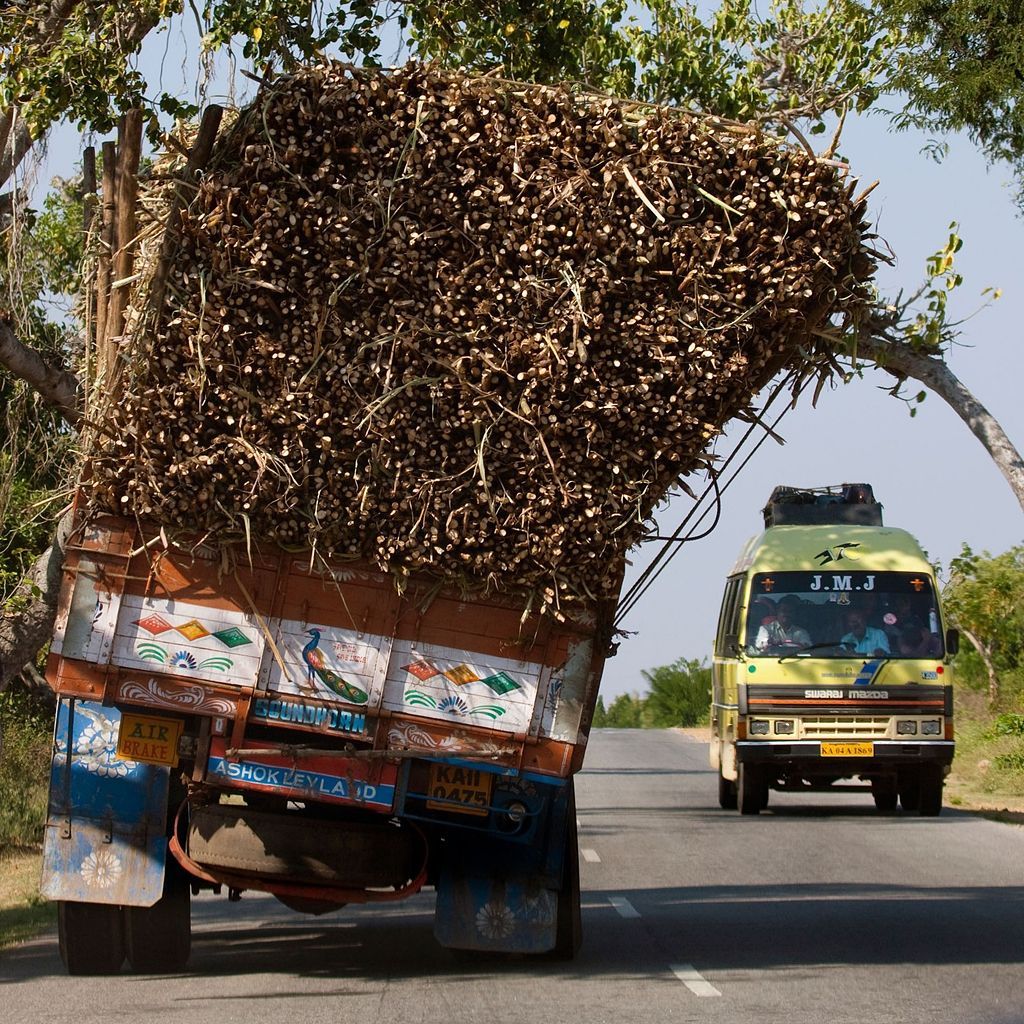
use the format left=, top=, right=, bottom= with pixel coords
left=994, top=751, right=1024, bottom=772
left=992, top=713, right=1024, bottom=737
left=641, top=658, right=711, bottom=728
left=0, top=691, right=52, bottom=851
left=593, top=657, right=711, bottom=729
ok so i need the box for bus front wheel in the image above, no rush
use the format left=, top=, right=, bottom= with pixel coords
left=737, top=763, right=766, bottom=815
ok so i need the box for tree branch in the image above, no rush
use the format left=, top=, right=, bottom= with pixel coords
left=0, top=114, right=34, bottom=190
left=0, top=509, right=73, bottom=693
left=957, top=623, right=1000, bottom=706
left=853, top=333, right=1024, bottom=514
left=0, top=318, right=81, bottom=424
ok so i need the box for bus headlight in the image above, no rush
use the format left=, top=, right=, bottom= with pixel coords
left=749, top=719, right=770, bottom=735
left=896, top=720, right=918, bottom=735
left=920, top=720, right=942, bottom=736
left=773, top=719, right=795, bottom=735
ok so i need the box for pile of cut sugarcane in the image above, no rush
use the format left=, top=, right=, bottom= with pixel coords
left=82, top=63, right=874, bottom=609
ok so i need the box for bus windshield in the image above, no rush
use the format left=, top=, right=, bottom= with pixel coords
left=745, top=570, right=944, bottom=659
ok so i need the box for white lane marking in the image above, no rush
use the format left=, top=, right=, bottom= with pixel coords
left=608, top=895, right=640, bottom=919
left=581, top=847, right=601, bottom=863
left=671, top=964, right=722, bottom=997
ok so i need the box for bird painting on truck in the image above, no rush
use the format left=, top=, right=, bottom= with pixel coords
left=301, top=629, right=369, bottom=704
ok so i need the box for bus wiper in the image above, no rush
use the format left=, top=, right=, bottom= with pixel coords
left=778, top=640, right=847, bottom=662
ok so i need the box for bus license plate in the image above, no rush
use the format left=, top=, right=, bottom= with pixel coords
left=821, top=741, right=873, bottom=757
left=116, top=712, right=183, bottom=766
left=426, top=764, right=493, bottom=816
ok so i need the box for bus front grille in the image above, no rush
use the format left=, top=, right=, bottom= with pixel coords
left=801, top=716, right=891, bottom=739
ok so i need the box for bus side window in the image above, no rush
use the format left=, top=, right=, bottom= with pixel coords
left=715, top=576, right=744, bottom=655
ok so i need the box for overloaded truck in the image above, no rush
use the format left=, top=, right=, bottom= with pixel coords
left=36, top=63, right=874, bottom=973
left=43, top=504, right=618, bottom=973
left=711, top=483, right=957, bottom=816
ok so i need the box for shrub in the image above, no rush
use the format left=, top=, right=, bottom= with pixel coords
left=0, top=691, right=53, bottom=851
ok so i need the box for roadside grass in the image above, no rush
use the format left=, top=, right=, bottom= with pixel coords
left=0, top=690, right=55, bottom=949
left=0, top=691, right=51, bottom=850
left=946, top=686, right=1024, bottom=814
left=0, top=849, right=54, bottom=950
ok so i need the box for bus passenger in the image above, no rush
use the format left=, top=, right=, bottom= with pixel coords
left=755, top=595, right=811, bottom=651
left=841, top=606, right=890, bottom=658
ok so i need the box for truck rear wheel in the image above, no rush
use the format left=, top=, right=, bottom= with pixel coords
left=58, top=901, right=125, bottom=975
left=737, top=763, right=765, bottom=816
left=549, top=782, right=582, bottom=960
left=124, top=859, right=192, bottom=972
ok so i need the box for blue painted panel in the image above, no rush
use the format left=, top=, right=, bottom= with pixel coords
left=41, top=699, right=171, bottom=907
left=434, top=870, right=558, bottom=953
left=433, top=781, right=573, bottom=953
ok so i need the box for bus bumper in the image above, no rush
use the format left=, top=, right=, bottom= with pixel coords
left=736, top=739, right=955, bottom=768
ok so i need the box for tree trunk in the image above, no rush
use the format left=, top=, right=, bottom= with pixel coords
left=0, top=318, right=80, bottom=424
left=958, top=624, right=1000, bottom=707
left=0, top=510, right=73, bottom=693
left=854, top=334, right=1024, bottom=514
left=0, top=115, right=34, bottom=191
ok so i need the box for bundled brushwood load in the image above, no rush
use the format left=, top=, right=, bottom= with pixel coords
left=83, top=63, right=874, bottom=609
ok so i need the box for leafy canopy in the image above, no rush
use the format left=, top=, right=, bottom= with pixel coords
left=945, top=543, right=1024, bottom=673
left=881, top=0, right=1024, bottom=202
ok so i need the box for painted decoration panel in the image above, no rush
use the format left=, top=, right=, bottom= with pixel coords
left=434, top=868, right=557, bottom=953
left=41, top=699, right=169, bottom=907
left=112, top=593, right=264, bottom=687
left=266, top=619, right=391, bottom=708
left=383, top=640, right=542, bottom=734
left=113, top=675, right=241, bottom=717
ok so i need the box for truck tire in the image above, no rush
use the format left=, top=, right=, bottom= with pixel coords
left=718, top=768, right=738, bottom=810
left=898, top=769, right=921, bottom=813
left=917, top=766, right=944, bottom=817
left=58, top=901, right=125, bottom=975
left=124, top=859, right=191, bottom=972
left=872, top=778, right=898, bottom=813
left=737, top=763, right=765, bottom=816
left=549, top=782, right=582, bottom=960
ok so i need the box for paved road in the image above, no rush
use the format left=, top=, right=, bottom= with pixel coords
left=4, top=729, right=1024, bottom=1023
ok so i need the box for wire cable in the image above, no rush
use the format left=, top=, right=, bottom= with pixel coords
left=614, top=373, right=805, bottom=626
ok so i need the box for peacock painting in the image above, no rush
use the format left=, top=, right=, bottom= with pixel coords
left=301, top=629, right=369, bottom=704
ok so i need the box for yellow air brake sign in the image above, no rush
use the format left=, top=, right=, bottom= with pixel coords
left=116, top=713, right=184, bottom=766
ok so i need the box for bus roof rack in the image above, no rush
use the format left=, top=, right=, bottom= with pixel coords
left=763, top=483, right=883, bottom=528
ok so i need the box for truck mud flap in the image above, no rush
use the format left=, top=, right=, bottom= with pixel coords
left=41, top=699, right=171, bottom=907
left=433, top=780, right=574, bottom=953
left=434, top=870, right=559, bottom=953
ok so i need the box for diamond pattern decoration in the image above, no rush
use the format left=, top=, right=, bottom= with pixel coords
left=134, top=613, right=174, bottom=635
left=404, top=659, right=440, bottom=681
left=175, top=619, right=211, bottom=641
left=479, top=671, right=521, bottom=696
left=444, top=663, right=481, bottom=686
left=212, top=626, right=253, bottom=649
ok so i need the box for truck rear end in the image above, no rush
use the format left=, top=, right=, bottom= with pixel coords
left=43, top=511, right=617, bottom=973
